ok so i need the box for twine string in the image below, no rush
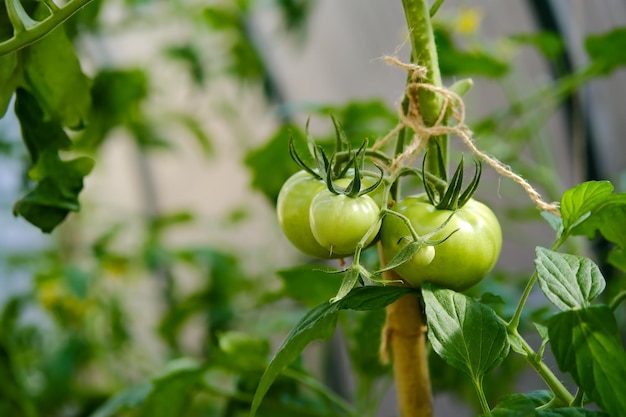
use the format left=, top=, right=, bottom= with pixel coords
left=379, top=56, right=560, bottom=216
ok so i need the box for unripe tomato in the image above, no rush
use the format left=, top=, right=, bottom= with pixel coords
left=309, top=190, right=381, bottom=256
left=277, top=171, right=340, bottom=259
left=380, top=194, right=502, bottom=291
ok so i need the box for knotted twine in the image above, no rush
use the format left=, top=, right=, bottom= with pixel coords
left=373, top=56, right=560, bottom=216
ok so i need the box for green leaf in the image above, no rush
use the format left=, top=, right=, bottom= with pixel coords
left=486, top=391, right=608, bottom=417
left=89, top=382, right=153, bottom=417
left=77, top=69, right=148, bottom=151
left=539, top=409, right=608, bottom=417
left=249, top=286, right=413, bottom=417
left=277, top=264, right=341, bottom=308
left=138, top=359, right=205, bottom=417
left=535, top=247, right=605, bottom=311
left=509, top=32, right=565, bottom=61
left=560, top=181, right=614, bottom=232
left=217, top=331, right=270, bottom=372
left=573, top=203, right=626, bottom=272
left=585, top=28, right=626, bottom=75
left=21, top=7, right=91, bottom=129
left=549, top=305, right=626, bottom=417
left=485, top=390, right=552, bottom=416
left=0, top=52, right=20, bottom=116
left=13, top=89, right=94, bottom=233
left=434, top=24, right=509, bottom=78
left=343, top=309, right=390, bottom=378
left=422, top=284, right=510, bottom=381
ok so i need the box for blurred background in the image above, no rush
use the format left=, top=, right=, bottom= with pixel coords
left=1, top=0, right=625, bottom=416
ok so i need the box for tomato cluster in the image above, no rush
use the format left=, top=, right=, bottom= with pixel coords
left=276, top=127, right=502, bottom=292
left=277, top=169, right=502, bottom=292
left=277, top=170, right=383, bottom=258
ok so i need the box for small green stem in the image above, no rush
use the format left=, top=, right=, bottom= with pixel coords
left=571, top=388, right=585, bottom=407
left=429, top=0, right=445, bottom=17
left=401, top=0, right=447, bottom=179
left=0, top=0, right=94, bottom=56
left=473, top=378, right=490, bottom=414
left=511, top=330, right=574, bottom=406
left=609, top=289, right=626, bottom=311
left=507, top=236, right=566, bottom=331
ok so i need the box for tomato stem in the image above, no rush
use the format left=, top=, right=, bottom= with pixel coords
left=0, top=0, right=95, bottom=56
left=378, top=245, right=433, bottom=417
left=401, top=0, right=447, bottom=178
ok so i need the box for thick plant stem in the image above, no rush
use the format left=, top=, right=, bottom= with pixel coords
left=401, top=0, right=447, bottom=177
left=379, top=245, right=433, bottom=417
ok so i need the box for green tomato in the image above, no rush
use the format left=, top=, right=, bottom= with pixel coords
left=380, top=194, right=502, bottom=291
left=277, top=171, right=340, bottom=259
left=309, top=190, right=381, bottom=256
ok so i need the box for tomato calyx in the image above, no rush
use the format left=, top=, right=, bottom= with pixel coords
left=422, top=146, right=482, bottom=211
left=324, top=143, right=384, bottom=199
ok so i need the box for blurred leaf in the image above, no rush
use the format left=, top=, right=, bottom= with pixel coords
left=277, top=0, right=314, bottom=32
left=250, top=286, right=414, bottom=417
left=586, top=28, right=626, bottom=75
left=573, top=204, right=626, bottom=272
left=422, top=284, right=510, bottom=381
left=203, top=5, right=241, bottom=30
left=509, top=32, right=565, bottom=61
left=170, top=113, right=214, bottom=157
left=77, top=69, right=148, bottom=151
left=245, top=124, right=306, bottom=203
left=434, top=25, right=509, bottom=78
left=21, top=5, right=91, bottom=129
left=343, top=309, right=390, bottom=378
left=549, top=305, right=626, bottom=417
left=317, top=100, right=397, bottom=146
left=165, top=44, right=205, bottom=85
left=535, top=248, right=605, bottom=311
left=13, top=89, right=94, bottom=233
left=138, top=360, right=205, bottom=417
left=217, top=331, right=270, bottom=372
left=89, top=382, right=153, bottom=417
left=277, top=264, right=342, bottom=308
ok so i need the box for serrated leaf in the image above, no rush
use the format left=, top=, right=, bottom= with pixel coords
left=249, top=286, right=413, bottom=417
left=549, top=305, right=626, bottom=417
left=535, top=247, right=605, bottom=311
left=21, top=6, right=91, bottom=128
left=572, top=203, right=626, bottom=272
left=277, top=264, right=341, bottom=308
left=560, top=181, right=614, bottom=231
left=89, top=382, right=153, bottom=417
left=422, top=285, right=510, bottom=381
left=586, top=28, right=626, bottom=75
